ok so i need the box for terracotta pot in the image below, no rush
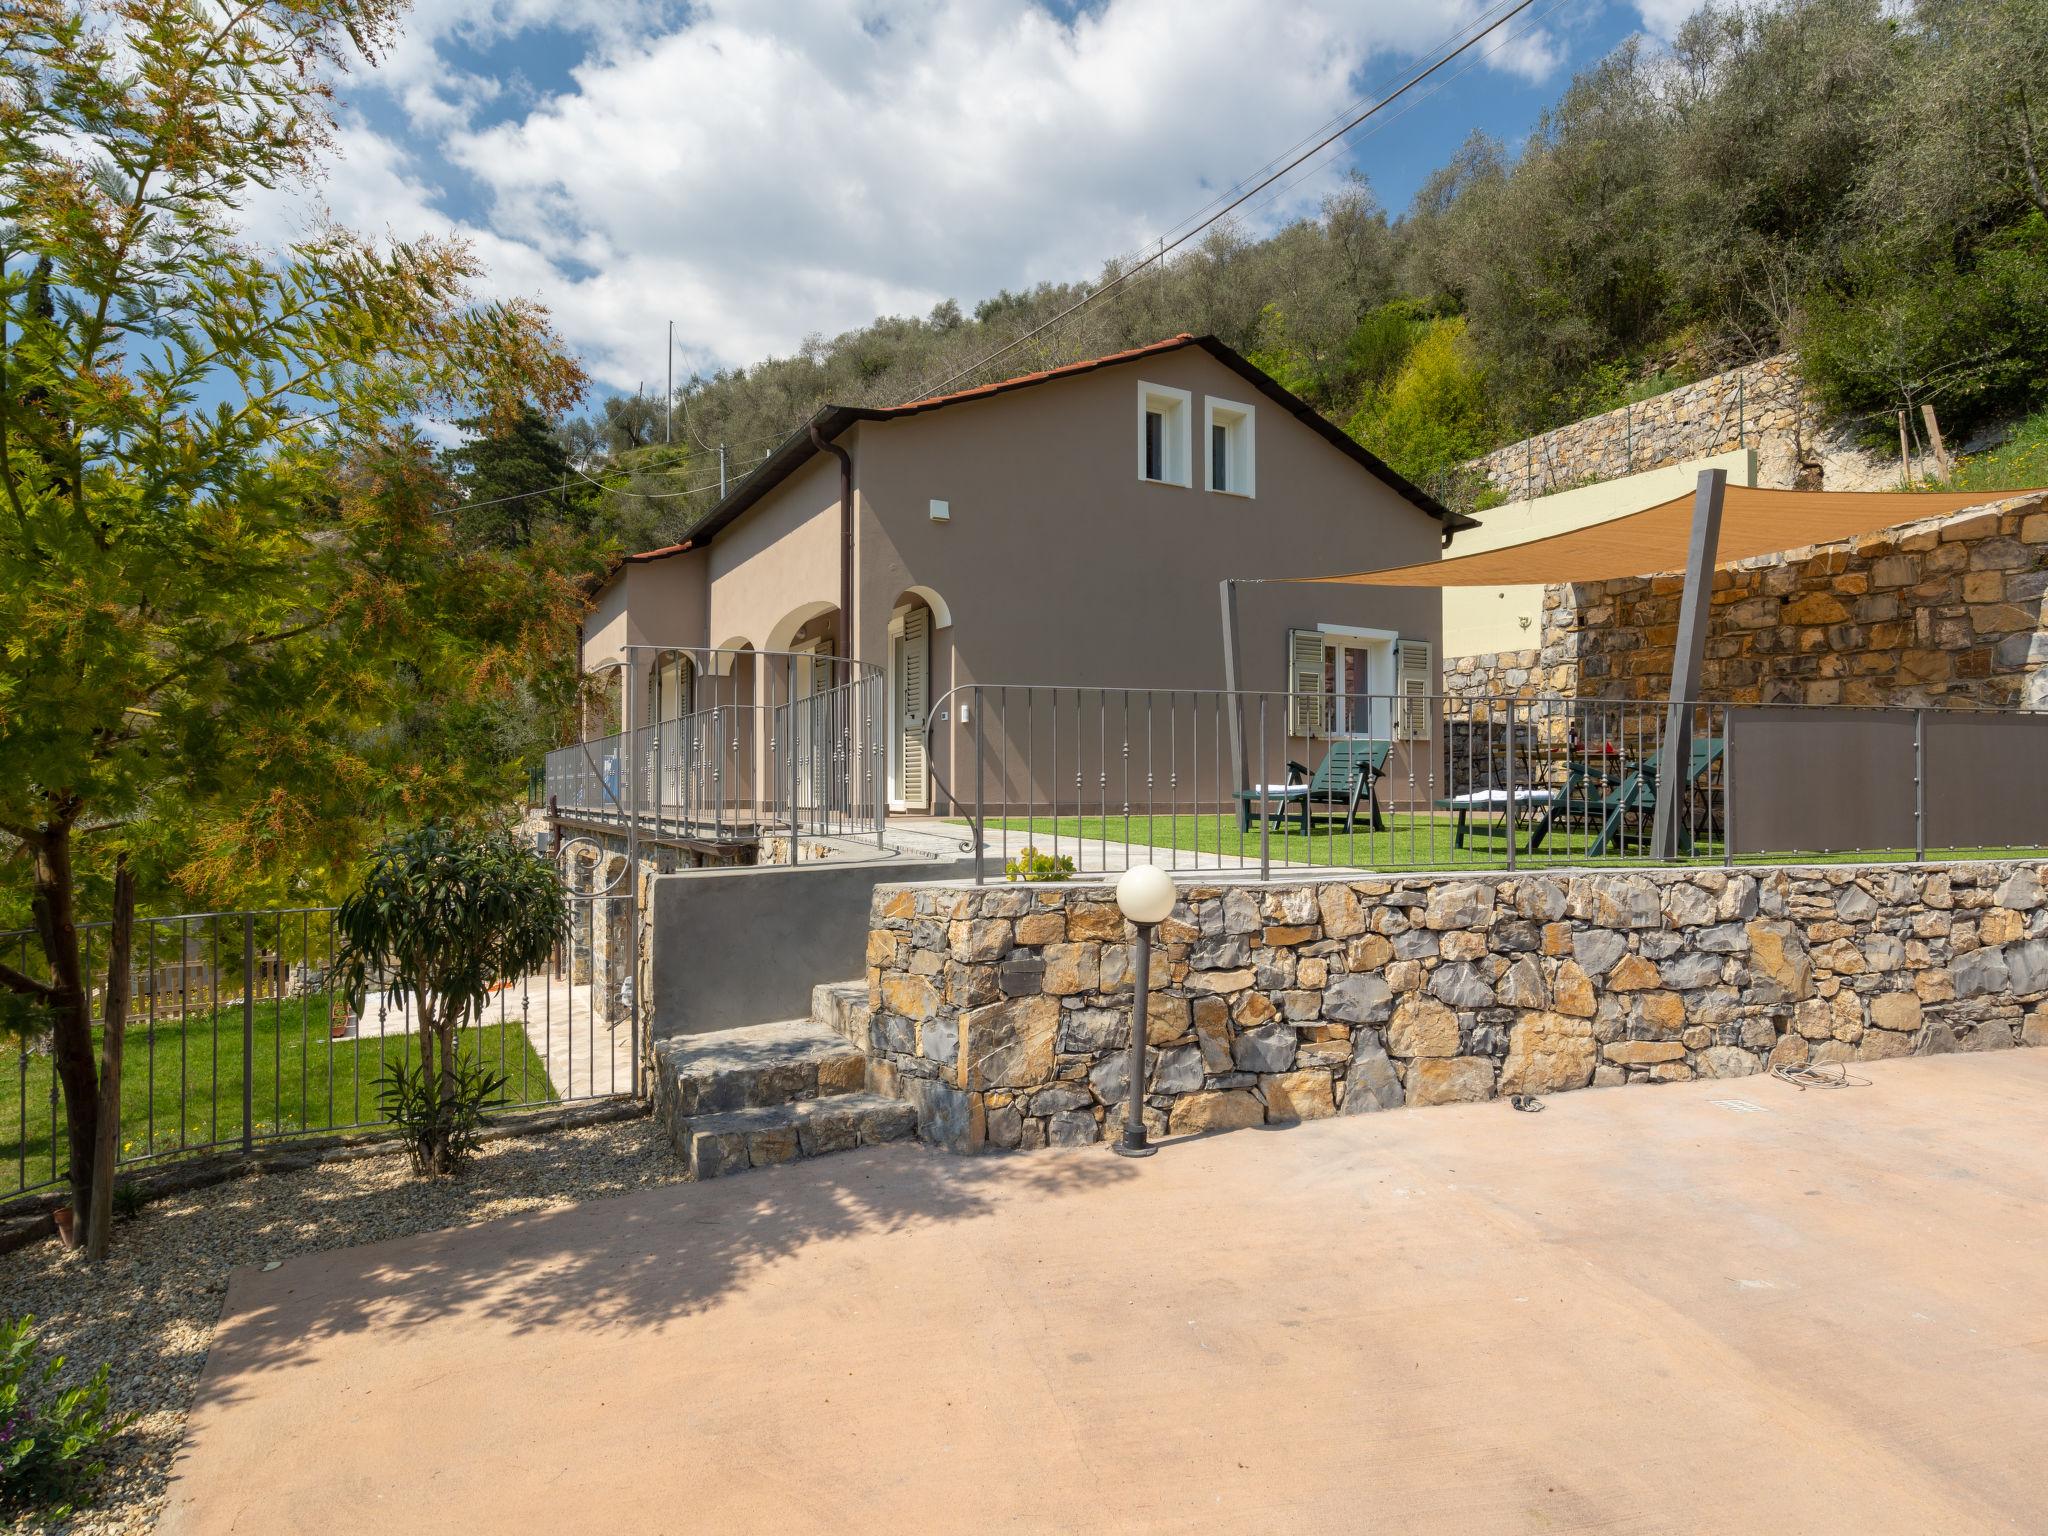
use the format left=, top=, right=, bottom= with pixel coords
left=52, top=1204, right=76, bottom=1248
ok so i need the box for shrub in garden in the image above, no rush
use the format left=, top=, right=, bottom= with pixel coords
left=1004, top=845, right=1076, bottom=882
left=336, top=826, right=567, bottom=1176
left=0, top=1316, right=130, bottom=1519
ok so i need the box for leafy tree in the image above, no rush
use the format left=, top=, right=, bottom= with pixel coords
left=1348, top=318, right=1493, bottom=494
left=333, top=826, right=567, bottom=1175
left=444, top=404, right=594, bottom=550
left=0, top=0, right=584, bottom=1253
left=599, top=394, right=663, bottom=452
left=1797, top=218, right=2048, bottom=435
left=1862, top=0, right=2048, bottom=238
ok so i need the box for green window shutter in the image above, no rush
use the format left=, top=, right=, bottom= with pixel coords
left=1288, top=629, right=1327, bottom=737
left=1395, top=638, right=1434, bottom=741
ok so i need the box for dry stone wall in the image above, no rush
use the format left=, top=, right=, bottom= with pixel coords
left=863, top=863, right=2048, bottom=1151
left=1552, top=495, right=2048, bottom=708
left=1469, top=354, right=1818, bottom=503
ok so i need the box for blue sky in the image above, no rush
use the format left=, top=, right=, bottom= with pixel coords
left=264, top=0, right=1688, bottom=395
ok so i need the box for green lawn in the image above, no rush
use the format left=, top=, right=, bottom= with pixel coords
left=1, top=992, right=556, bottom=1199
left=980, top=813, right=2036, bottom=874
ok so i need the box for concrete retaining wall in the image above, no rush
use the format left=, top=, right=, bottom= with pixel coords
left=862, top=862, right=2048, bottom=1151
left=649, top=852, right=980, bottom=1036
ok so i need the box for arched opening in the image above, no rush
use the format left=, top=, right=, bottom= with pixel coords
left=765, top=600, right=842, bottom=656
left=583, top=662, right=623, bottom=740
left=647, top=648, right=697, bottom=724
left=886, top=588, right=950, bottom=812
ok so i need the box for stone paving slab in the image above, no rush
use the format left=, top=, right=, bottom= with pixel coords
left=160, top=1051, right=2048, bottom=1535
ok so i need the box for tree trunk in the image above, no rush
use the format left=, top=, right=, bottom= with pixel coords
left=412, top=987, right=439, bottom=1172
left=433, top=1017, right=458, bottom=1175
left=28, top=818, right=98, bottom=1238
left=84, top=859, right=134, bottom=1261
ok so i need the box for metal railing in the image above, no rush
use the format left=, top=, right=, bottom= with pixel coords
left=3, top=895, right=635, bottom=1202
left=544, top=647, right=887, bottom=854
left=923, top=684, right=2048, bottom=882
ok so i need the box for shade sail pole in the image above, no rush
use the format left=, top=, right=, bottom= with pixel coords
left=1220, top=579, right=1246, bottom=797
left=1651, top=468, right=1727, bottom=859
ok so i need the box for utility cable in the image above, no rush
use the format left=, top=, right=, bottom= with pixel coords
left=907, top=0, right=1544, bottom=403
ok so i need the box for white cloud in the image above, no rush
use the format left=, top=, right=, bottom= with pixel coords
left=1632, top=0, right=1699, bottom=38
left=299, top=0, right=1568, bottom=390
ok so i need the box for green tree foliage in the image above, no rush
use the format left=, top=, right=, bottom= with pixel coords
left=0, top=1315, right=130, bottom=1518
left=575, top=0, right=2044, bottom=533
left=1798, top=218, right=2048, bottom=430
left=1348, top=318, right=1494, bottom=496
left=444, top=404, right=594, bottom=550
left=334, top=826, right=567, bottom=1175
left=0, top=0, right=586, bottom=1253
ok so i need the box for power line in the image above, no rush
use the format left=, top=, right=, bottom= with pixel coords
left=1138, top=0, right=1532, bottom=255
left=1207, top=0, right=1569, bottom=240
left=510, top=0, right=1553, bottom=526
left=907, top=0, right=1545, bottom=403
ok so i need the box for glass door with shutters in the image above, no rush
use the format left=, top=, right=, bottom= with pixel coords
left=1322, top=631, right=1394, bottom=739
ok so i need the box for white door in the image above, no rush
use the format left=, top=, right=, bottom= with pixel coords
left=895, top=606, right=930, bottom=809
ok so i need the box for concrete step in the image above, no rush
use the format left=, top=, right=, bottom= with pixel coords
left=650, top=1020, right=867, bottom=1122
left=811, top=980, right=871, bottom=1047
left=680, top=1093, right=918, bottom=1180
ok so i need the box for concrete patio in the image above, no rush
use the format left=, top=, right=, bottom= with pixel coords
left=161, top=1050, right=2048, bottom=1535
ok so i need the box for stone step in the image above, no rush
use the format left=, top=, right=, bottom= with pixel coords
left=811, top=980, right=871, bottom=1047
left=650, top=1020, right=868, bottom=1123
left=681, top=1093, right=919, bottom=1180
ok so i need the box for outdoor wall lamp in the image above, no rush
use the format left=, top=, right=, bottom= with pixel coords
left=1112, top=863, right=1177, bottom=1159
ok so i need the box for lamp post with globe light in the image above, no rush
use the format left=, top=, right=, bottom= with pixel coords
left=1112, top=864, right=1177, bottom=1158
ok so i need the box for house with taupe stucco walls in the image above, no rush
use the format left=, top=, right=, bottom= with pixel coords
left=579, top=334, right=1473, bottom=814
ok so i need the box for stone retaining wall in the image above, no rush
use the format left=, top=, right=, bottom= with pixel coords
left=1469, top=354, right=1817, bottom=503
left=863, top=863, right=2048, bottom=1152
left=1553, top=497, right=2048, bottom=708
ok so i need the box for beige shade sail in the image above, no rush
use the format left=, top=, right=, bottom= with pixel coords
left=1302, top=484, right=2042, bottom=587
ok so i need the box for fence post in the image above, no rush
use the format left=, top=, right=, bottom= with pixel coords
left=973, top=688, right=986, bottom=887
left=1503, top=698, right=1518, bottom=873
left=1914, top=708, right=1927, bottom=861
left=240, top=913, right=255, bottom=1154
left=1258, top=697, right=1271, bottom=883
left=1722, top=706, right=1735, bottom=866
left=786, top=654, right=800, bottom=867
left=875, top=671, right=888, bottom=851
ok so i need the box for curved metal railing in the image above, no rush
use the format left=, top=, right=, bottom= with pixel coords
left=544, top=646, right=888, bottom=852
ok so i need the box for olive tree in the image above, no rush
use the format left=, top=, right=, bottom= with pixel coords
left=334, top=826, right=567, bottom=1176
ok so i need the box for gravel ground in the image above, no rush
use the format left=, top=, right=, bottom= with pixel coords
left=1, top=1113, right=685, bottom=1536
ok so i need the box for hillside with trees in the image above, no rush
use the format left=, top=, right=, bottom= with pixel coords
left=493, top=0, right=2046, bottom=552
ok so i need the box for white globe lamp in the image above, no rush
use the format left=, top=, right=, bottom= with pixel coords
left=1111, top=864, right=1176, bottom=1157
left=1115, top=863, right=1177, bottom=926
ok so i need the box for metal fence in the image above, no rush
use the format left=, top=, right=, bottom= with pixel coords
left=922, top=684, right=2048, bottom=881
left=544, top=646, right=887, bottom=855
left=3, top=890, right=635, bottom=1202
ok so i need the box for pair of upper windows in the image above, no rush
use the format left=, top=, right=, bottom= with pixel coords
left=1138, top=383, right=1254, bottom=497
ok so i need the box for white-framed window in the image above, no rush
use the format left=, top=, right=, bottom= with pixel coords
left=1136, top=381, right=1191, bottom=486
left=1286, top=626, right=1432, bottom=741
left=1205, top=397, right=1255, bottom=497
